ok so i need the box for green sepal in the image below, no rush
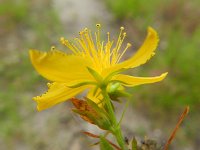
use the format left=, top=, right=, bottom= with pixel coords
left=87, top=67, right=103, bottom=83
left=85, top=98, right=113, bottom=130
left=107, top=82, right=130, bottom=102
left=86, top=97, right=114, bottom=117
left=100, top=136, right=114, bottom=150
left=92, top=86, right=99, bottom=96
left=85, top=98, right=109, bottom=117
left=109, top=90, right=131, bottom=101
left=108, top=82, right=121, bottom=93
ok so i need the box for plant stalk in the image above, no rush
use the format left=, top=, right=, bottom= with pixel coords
left=101, top=86, right=128, bottom=150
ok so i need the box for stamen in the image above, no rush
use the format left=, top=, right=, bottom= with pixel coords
left=116, top=27, right=125, bottom=48
left=51, top=46, right=55, bottom=51
left=127, top=43, right=132, bottom=47
left=95, top=24, right=101, bottom=51
left=60, top=37, right=65, bottom=44
left=115, top=32, right=126, bottom=56
left=84, top=28, right=88, bottom=32
left=111, top=27, right=126, bottom=65
left=84, top=29, right=98, bottom=58
left=96, top=24, right=101, bottom=28
left=107, top=32, right=110, bottom=43
left=120, top=26, right=124, bottom=30
left=60, top=37, right=79, bottom=54
left=79, top=31, right=83, bottom=35
left=152, top=52, right=155, bottom=56
left=88, top=29, right=96, bottom=50
left=117, top=43, right=132, bottom=63
left=74, top=37, right=89, bottom=56
left=81, top=28, right=101, bottom=71
left=105, top=32, right=112, bottom=67
left=71, top=40, right=83, bottom=55
left=123, top=32, right=126, bottom=36
left=47, top=83, right=52, bottom=88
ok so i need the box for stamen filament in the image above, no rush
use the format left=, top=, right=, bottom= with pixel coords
left=60, top=37, right=79, bottom=54
left=117, top=43, right=132, bottom=63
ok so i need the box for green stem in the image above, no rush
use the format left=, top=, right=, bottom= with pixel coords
left=101, top=86, right=128, bottom=150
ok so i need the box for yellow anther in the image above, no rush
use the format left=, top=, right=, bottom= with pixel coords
left=123, top=32, right=126, bottom=36
left=96, top=24, right=101, bottom=27
left=127, top=43, right=132, bottom=47
left=107, top=32, right=110, bottom=42
left=84, top=28, right=88, bottom=32
left=60, top=37, right=65, bottom=44
left=60, top=37, right=64, bottom=41
left=51, top=46, right=55, bottom=50
left=47, top=83, right=51, bottom=87
left=79, top=31, right=83, bottom=35
left=120, top=26, right=124, bottom=30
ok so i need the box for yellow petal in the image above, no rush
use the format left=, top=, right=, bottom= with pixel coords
left=33, top=82, right=88, bottom=111
left=103, top=27, right=159, bottom=76
left=113, top=72, right=168, bottom=87
left=29, top=50, right=92, bottom=82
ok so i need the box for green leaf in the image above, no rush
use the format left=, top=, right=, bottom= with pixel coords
left=100, top=136, right=114, bottom=150
left=85, top=98, right=113, bottom=130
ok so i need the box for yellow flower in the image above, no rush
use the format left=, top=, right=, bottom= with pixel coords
left=30, top=24, right=167, bottom=111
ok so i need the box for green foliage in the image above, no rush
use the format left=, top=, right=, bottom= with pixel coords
left=0, top=54, right=41, bottom=139
left=105, top=0, right=168, bottom=22
left=0, top=0, right=28, bottom=22
left=0, top=0, right=62, bottom=146
left=0, top=92, right=21, bottom=138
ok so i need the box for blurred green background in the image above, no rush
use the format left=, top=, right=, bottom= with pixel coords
left=0, top=0, right=199, bottom=149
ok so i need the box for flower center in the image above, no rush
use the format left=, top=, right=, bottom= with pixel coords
left=60, top=24, right=132, bottom=74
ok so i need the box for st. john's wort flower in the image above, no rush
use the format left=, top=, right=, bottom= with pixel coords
left=29, top=24, right=167, bottom=111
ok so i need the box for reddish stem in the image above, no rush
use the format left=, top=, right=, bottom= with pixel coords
left=164, top=106, right=190, bottom=150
